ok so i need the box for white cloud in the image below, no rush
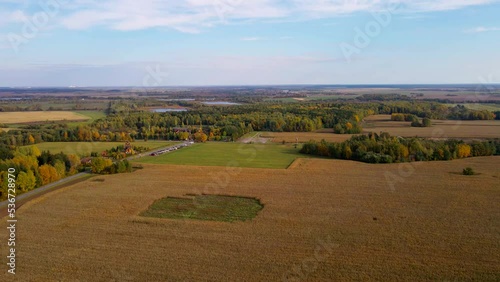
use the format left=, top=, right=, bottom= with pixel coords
left=0, top=0, right=498, bottom=33
left=407, top=0, right=497, bottom=11
left=464, top=26, right=500, bottom=33
left=59, top=0, right=287, bottom=33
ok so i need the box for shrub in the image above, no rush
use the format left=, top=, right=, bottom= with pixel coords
left=462, top=167, right=475, bottom=176
left=422, top=118, right=432, bottom=127
left=411, top=120, right=422, bottom=127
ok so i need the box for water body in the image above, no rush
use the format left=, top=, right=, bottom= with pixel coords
left=158, top=99, right=195, bottom=101
left=202, top=101, right=241, bottom=105
left=151, top=108, right=188, bottom=113
left=0, top=98, right=24, bottom=101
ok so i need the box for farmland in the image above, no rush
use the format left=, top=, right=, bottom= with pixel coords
left=0, top=111, right=91, bottom=124
left=362, top=115, right=500, bottom=139
left=137, top=142, right=305, bottom=169
left=2, top=156, right=499, bottom=281
left=261, top=131, right=354, bottom=143
left=1, top=86, right=500, bottom=280
left=450, top=103, right=500, bottom=111
left=27, top=141, right=177, bottom=156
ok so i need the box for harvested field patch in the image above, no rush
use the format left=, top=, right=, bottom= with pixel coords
left=363, top=115, right=500, bottom=139
left=261, top=131, right=355, bottom=143
left=140, top=195, right=263, bottom=222
left=0, top=111, right=90, bottom=124
left=2, top=156, right=499, bottom=281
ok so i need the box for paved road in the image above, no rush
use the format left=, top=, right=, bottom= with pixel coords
left=0, top=142, right=185, bottom=217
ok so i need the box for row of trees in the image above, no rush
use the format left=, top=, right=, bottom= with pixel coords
left=90, top=157, right=133, bottom=174
left=1, top=103, right=366, bottom=145
left=391, top=114, right=432, bottom=127
left=0, top=145, right=81, bottom=200
left=0, top=142, right=138, bottom=200
left=384, top=103, right=496, bottom=120
left=300, top=133, right=500, bottom=163
left=1, top=101, right=497, bottom=146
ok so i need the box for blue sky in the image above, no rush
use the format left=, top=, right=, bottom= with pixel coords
left=0, top=0, right=499, bottom=86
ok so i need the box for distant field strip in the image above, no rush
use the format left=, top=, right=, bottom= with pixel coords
left=28, top=141, right=176, bottom=156
left=262, top=132, right=354, bottom=143
left=363, top=115, right=500, bottom=139
left=0, top=111, right=90, bottom=124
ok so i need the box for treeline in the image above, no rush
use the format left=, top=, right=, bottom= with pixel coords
left=1, top=102, right=497, bottom=146
left=0, top=145, right=81, bottom=200
left=0, top=144, right=135, bottom=200
left=1, top=103, right=369, bottom=145
left=300, top=133, right=500, bottom=164
left=391, top=114, right=432, bottom=127
left=90, top=157, right=133, bottom=174
left=448, top=105, right=495, bottom=120
left=94, top=103, right=375, bottom=138
left=382, top=103, right=495, bottom=120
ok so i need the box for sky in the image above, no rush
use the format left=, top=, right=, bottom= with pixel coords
left=0, top=0, right=499, bottom=87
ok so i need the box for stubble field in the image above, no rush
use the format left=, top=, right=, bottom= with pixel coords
left=261, top=131, right=354, bottom=143
left=363, top=115, right=500, bottom=139
left=0, top=111, right=91, bottom=124
left=1, top=156, right=499, bottom=281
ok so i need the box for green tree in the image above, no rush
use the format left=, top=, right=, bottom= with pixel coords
left=54, top=160, right=66, bottom=179
left=91, top=157, right=113, bottom=174
left=17, top=170, right=37, bottom=192
left=422, top=118, right=432, bottom=127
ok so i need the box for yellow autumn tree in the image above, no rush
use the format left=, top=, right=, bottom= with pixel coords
left=92, top=131, right=101, bottom=140
left=346, top=122, right=353, bottom=130
left=54, top=160, right=66, bottom=179
left=178, top=132, right=190, bottom=140
left=344, top=145, right=353, bottom=160
left=456, top=144, right=472, bottom=158
left=39, top=164, right=60, bottom=185
left=194, top=132, right=208, bottom=143
left=30, top=145, right=41, bottom=157
left=28, top=134, right=35, bottom=144
left=399, top=144, right=409, bottom=160
left=67, top=154, right=81, bottom=174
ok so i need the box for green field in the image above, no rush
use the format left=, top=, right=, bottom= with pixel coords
left=136, top=142, right=305, bottom=168
left=140, top=195, right=264, bottom=222
left=66, top=110, right=107, bottom=127
left=74, top=110, right=107, bottom=120
left=27, top=141, right=177, bottom=156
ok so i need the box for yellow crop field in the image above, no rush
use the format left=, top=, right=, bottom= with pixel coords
left=0, top=111, right=90, bottom=124
left=2, top=156, right=499, bottom=281
left=363, top=115, right=500, bottom=139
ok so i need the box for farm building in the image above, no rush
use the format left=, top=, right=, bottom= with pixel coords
left=80, top=157, right=92, bottom=165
